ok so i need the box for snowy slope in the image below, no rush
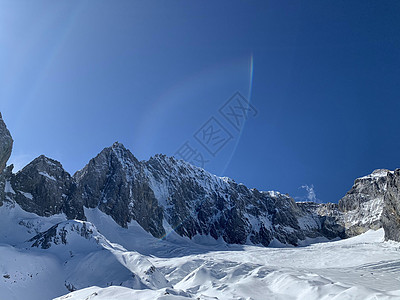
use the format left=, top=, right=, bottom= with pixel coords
left=1, top=112, right=400, bottom=300
left=56, top=229, right=400, bottom=300
left=0, top=203, right=169, bottom=300
left=1, top=197, right=400, bottom=300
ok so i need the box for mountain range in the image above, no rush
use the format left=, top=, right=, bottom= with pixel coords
left=1, top=112, right=400, bottom=299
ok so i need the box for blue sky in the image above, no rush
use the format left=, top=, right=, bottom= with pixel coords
left=1, top=1, right=399, bottom=203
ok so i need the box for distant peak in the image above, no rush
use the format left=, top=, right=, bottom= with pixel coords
left=34, top=155, right=60, bottom=164
left=109, top=141, right=128, bottom=152
left=105, top=142, right=139, bottom=166
left=360, top=169, right=392, bottom=180
left=111, top=141, right=126, bottom=149
left=371, top=169, right=391, bottom=175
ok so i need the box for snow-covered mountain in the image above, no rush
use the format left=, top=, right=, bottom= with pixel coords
left=0, top=201, right=169, bottom=299
left=2, top=111, right=398, bottom=246
left=1, top=113, right=400, bottom=299
left=3, top=141, right=341, bottom=247
left=5, top=140, right=398, bottom=247
left=2, top=198, right=400, bottom=300
left=73, top=142, right=341, bottom=246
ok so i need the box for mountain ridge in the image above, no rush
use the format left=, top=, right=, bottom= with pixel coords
left=1, top=113, right=399, bottom=246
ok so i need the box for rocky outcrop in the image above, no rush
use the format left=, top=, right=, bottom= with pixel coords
left=297, top=169, right=397, bottom=240
left=337, top=169, right=390, bottom=237
left=298, top=202, right=346, bottom=239
left=10, top=155, right=85, bottom=220
left=0, top=113, right=13, bottom=206
left=74, top=142, right=164, bottom=237
left=30, top=220, right=97, bottom=249
left=382, top=169, right=400, bottom=242
left=0, top=113, right=13, bottom=173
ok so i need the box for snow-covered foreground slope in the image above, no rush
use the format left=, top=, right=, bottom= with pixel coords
left=2, top=202, right=400, bottom=300
left=58, top=223, right=400, bottom=300
left=0, top=203, right=169, bottom=300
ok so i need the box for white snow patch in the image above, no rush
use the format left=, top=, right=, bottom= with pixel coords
left=20, top=191, right=33, bottom=200
left=38, top=171, right=56, bottom=181
left=4, top=181, right=15, bottom=194
left=360, top=169, right=393, bottom=180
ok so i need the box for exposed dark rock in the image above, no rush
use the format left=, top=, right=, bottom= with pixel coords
left=0, top=113, right=13, bottom=206
left=29, top=221, right=96, bottom=249
left=337, top=169, right=389, bottom=237
left=382, top=169, right=400, bottom=242
left=297, top=202, right=346, bottom=239
left=11, top=155, right=84, bottom=220
left=74, top=142, right=165, bottom=237
left=73, top=145, right=340, bottom=246
left=339, top=170, right=388, bottom=212
left=0, top=113, right=13, bottom=173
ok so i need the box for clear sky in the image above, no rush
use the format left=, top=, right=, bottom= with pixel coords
left=1, top=1, right=399, bottom=203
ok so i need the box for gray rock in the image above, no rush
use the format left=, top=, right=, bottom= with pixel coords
left=11, top=155, right=84, bottom=219
left=29, top=221, right=95, bottom=249
left=338, top=169, right=389, bottom=237
left=74, top=142, right=164, bottom=237
left=382, top=169, right=400, bottom=242
left=0, top=113, right=13, bottom=206
left=297, top=169, right=391, bottom=240
left=297, top=202, right=346, bottom=239
left=0, top=113, right=13, bottom=173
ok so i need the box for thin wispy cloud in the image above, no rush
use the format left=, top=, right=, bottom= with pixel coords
left=295, top=184, right=320, bottom=203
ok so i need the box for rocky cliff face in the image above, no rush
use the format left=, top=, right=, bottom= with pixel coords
left=74, top=143, right=328, bottom=246
left=298, top=168, right=391, bottom=240
left=337, top=169, right=390, bottom=237
left=0, top=113, right=13, bottom=173
left=297, top=202, right=346, bottom=239
left=0, top=113, right=13, bottom=207
left=382, top=169, right=400, bottom=242
left=74, top=143, right=164, bottom=237
left=10, top=155, right=85, bottom=220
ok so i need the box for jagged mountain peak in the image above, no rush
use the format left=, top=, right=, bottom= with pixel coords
left=35, top=154, right=59, bottom=162
left=8, top=153, right=85, bottom=220
left=357, top=168, right=392, bottom=181
left=22, top=155, right=66, bottom=174
left=111, top=141, right=126, bottom=149
left=73, top=143, right=139, bottom=180
left=15, top=155, right=73, bottom=189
